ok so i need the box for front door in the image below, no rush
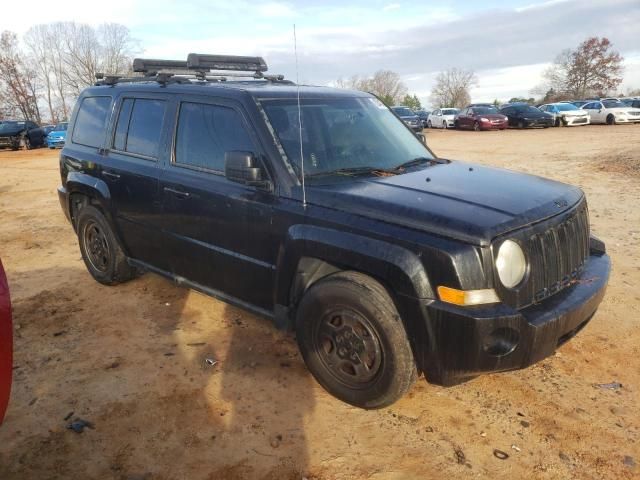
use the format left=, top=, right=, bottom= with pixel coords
left=159, top=97, right=277, bottom=310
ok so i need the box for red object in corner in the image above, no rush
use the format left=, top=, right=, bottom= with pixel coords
left=0, top=259, right=12, bottom=424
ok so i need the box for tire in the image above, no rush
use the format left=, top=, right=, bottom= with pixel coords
left=473, top=121, right=480, bottom=131
left=454, top=121, right=459, bottom=129
left=76, top=205, right=137, bottom=285
left=443, top=121, right=447, bottom=129
left=555, top=117, right=562, bottom=127
left=518, top=120, right=525, bottom=129
left=295, top=271, right=417, bottom=409
left=427, top=120, right=432, bottom=128
left=606, top=114, right=616, bottom=125
left=23, top=137, right=31, bottom=150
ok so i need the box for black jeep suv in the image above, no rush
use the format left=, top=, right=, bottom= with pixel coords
left=57, top=54, right=610, bottom=409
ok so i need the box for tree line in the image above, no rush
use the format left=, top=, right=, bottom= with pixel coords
left=0, top=22, right=138, bottom=124
left=335, top=37, right=630, bottom=110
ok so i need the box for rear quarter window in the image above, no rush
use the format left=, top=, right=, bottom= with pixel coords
left=72, top=96, right=112, bottom=148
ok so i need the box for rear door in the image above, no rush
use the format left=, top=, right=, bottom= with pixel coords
left=583, top=102, right=604, bottom=123
left=159, top=96, right=277, bottom=310
left=102, top=93, right=174, bottom=269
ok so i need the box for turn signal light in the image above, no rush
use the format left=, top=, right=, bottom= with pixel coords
left=437, top=286, right=500, bottom=306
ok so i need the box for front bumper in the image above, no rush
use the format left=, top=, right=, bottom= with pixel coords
left=47, top=137, right=65, bottom=148
left=411, top=251, right=610, bottom=385
left=480, top=120, right=508, bottom=130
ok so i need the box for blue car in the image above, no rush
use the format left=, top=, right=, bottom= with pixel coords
left=46, top=122, right=68, bottom=149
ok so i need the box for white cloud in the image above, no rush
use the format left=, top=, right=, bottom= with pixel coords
left=383, top=3, right=401, bottom=12
left=257, top=2, right=294, bottom=18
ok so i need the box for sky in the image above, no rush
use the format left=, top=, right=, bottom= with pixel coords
left=2, top=0, right=639, bottom=107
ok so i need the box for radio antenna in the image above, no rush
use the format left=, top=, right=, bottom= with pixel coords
left=293, top=24, right=307, bottom=207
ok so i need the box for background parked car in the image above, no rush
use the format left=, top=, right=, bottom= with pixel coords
left=0, top=258, right=12, bottom=425
left=427, top=108, right=459, bottom=129
left=621, top=97, right=640, bottom=108
left=46, top=122, right=69, bottom=149
left=391, top=106, right=423, bottom=131
left=41, top=125, right=56, bottom=137
left=454, top=105, right=508, bottom=130
left=414, top=109, right=430, bottom=128
left=0, top=120, right=45, bottom=150
left=539, top=103, right=590, bottom=126
left=581, top=99, right=640, bottom=124
left=500, top=104, right=554, bottom=128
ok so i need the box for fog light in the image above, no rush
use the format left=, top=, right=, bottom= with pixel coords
left=484, top=327, right=519, bottom=356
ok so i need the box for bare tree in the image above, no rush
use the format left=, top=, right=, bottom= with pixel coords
left=60, top=22, right=101, bottom=97
left=533, top=37, right=624, bottom=100
left=335, top=70, right=408, bottom=105
left=24, top=25, right=57, bottom=123
left=0, top=31, right=41, bottom=122
left=98, top=23, right=139, bottom=75
left=567, top=37, right=623, bottom=97
left=430, top=68, right=477, bottom=108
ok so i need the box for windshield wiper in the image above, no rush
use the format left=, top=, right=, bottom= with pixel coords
left=305, top=166, right=384, bottom=178
left=391, top=157, right=433, bottom=171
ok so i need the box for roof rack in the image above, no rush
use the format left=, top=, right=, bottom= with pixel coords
left=96, top=53, right=291, bottom=86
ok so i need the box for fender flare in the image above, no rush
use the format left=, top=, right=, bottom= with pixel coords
left=274, top=224, right=435, bottom=307
left=65, top=172, right=112, bottom=218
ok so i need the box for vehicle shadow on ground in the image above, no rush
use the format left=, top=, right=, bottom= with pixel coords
left=0, top=265, right=315, bottom=479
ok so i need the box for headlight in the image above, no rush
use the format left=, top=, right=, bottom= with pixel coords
left=496, top=240, right=527, bottom=288
left=480, top=117, right=489, bottom=122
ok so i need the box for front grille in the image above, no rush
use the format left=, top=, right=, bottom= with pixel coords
left=573, top=118, right=588, bottom=124
left=527, top=204, right=590, bottom=303
left=494, top=200, right=590, bottom=309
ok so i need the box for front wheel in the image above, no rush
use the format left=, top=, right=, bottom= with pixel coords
left=473, top=121, right=480, bottom=131
left=443, top=121, right=448, bottom=129
left=606, top=114, right=616, bottom=125
left=77, top=205, right=137, bottom=285
left=295, top=271, right=417, bottom=409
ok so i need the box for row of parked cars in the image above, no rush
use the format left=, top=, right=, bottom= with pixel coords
left=393, top=97, right=640, bottom=132
left=0, top=120, right=68, bottom=150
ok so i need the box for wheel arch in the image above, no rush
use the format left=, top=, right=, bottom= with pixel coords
left=274, top=224, right=434, bottom=321
left=65, top=172, right=115, bottom=232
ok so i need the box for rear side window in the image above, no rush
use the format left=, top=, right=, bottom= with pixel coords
left=113, top=98, right=166, bottom=158
left=174, top=102, right=254, bottom=172
left=72, top=96, right=112, bottom=148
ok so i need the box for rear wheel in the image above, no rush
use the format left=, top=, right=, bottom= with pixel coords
left=77, top=205, right=137, bottom=285
left=295, top=271, right=417, bottom=409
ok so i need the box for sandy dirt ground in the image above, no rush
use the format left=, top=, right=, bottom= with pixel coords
left=0, top=125, right=638, bottom=480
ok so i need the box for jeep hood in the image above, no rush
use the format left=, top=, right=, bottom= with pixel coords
left=306, top=161, right=584, bottom=246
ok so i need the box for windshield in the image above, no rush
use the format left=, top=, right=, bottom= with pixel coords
left=554, top=104, right=577, bottom=111
left=474, top=107, right=499, bottom=114
left=263, top=97, right=434, bottom=181
left=54, top=122, right=68, bottom=131
left=514, top=106, right=541, bottom=114
left=602, top=100, right=625, bottom=108
left=441, top=109, right=459, bottom=115
left=0, top=121, right=24, bottom=133
left=392, top=107, right=415, bottom=117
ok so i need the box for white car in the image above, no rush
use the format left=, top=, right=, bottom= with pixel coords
left=581, top=99, right=640, bottom=125
left=539, top=103, right=590, bottom=126
left=427, top=108, right=459, bottom=129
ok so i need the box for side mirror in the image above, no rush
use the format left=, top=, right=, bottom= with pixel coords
left=224, top=151, right=272, bottom=191
left=416, top=132, right=427, bottom=145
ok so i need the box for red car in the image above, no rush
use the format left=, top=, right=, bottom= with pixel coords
left=454, top=106, right=508, bottom=131
left=0, top=259, right=12, bottom=424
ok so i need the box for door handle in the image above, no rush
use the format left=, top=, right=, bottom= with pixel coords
left=163, top=186, right=191, bottom=199
left=103, top=171, right=120, bottom=180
